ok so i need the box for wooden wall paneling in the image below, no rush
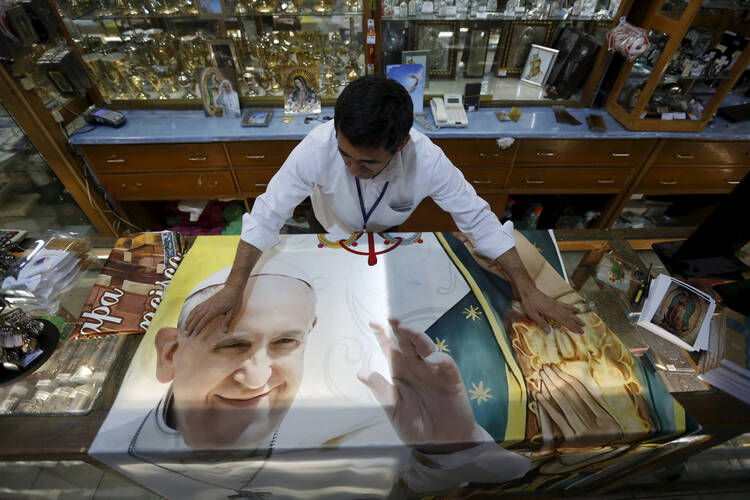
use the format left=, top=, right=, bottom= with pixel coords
left=0, top=64, right=118, bottom=236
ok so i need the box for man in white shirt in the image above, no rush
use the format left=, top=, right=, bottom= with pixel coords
left=184, top=76, right=583, bottom=338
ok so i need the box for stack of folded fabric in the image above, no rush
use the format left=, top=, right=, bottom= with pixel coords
left=1, top=232, right=95, bottom=314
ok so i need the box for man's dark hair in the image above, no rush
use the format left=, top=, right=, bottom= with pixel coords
left=334, top=76, right=414, bottom=153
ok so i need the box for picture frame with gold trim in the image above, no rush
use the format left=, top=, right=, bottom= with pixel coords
left=501, top=21, right=553, bottom=76
left=410, top=21, right=458, bottom=80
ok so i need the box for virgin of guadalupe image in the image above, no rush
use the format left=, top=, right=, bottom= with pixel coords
left=655, top=288, right=699, bottom=337
left=200, top=68, right=226, bottom=117
left=284, top=69, right=320, bottom=115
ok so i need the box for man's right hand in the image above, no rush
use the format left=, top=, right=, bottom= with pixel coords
left=183, top=284, right=244, bottom=337
left=183, top=240, right=262, bottom=337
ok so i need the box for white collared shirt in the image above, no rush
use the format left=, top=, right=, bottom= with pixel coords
left=241, top=120, right=515, bottom=260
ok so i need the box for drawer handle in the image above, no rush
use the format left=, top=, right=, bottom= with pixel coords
left=121, top=182, right=142, bottom=189
left=597, top=179, right=615, bottom=184
left=610, top=152, right=630, bottom=157
left=536, top=151, right=556, bottom=157
left=726, top=179, right=741, bottom=185
left=479, top=152, right=499, bottom=158
left=471, top=179, right=492, bottom=184
left=188, top=155, right=208, bottom=161
left=245, top=154, right=266, bottom=159
left=106, top=157, right=126, bottom=163
left=658, top=179, right=679, bottom=185
left=524, top=178, right=544, bottom=184
left=254, top=182, right=269, bottom=187
left=675, top=153, right=695, bottom=159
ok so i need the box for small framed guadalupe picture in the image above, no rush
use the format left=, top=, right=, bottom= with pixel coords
left=241, top=109, right=273, bottom=127
left=520, top=44, right=559, bottom=87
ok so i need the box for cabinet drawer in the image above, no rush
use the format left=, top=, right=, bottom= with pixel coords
left=227, top=141, right=298, bottom=167
left=655, top=141, right=750, bottom=166
left=638, top=167, right=749, bottom=194
left=433, top=139, right=517, bottom=166
left=516, top=139, right=654, bottom=166
left=100, top=171, right=236, bottom=200
left=508, top=167, right=632, bottom=192
left=83, top=143, right=227, bottom=172
left=236, top=168, right=279, bottom=192
left=459, top=166, right=510, bottom=190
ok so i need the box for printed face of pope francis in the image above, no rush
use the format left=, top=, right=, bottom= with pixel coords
left=155, top=274, right=317, bottom=449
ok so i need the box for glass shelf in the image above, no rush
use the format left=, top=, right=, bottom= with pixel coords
left=75, top=9, right=364, bottom=20
left=381, top=13, right=615, bottom=21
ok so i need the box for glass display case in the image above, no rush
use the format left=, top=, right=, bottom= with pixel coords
left=606, top=0, right=750, bottom=131
left=381, top=0, right=623, bottom=104
left=0, top=104, right=95, bottom=239
left=55, top=0, right=367, bottom=105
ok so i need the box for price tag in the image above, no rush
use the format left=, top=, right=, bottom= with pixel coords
left=477, top=11, right=488, bottom=18
left=515, top=6, right=526, bottom=13
left=497, top=67, right=507, bottom=77
left=447, top=5, right=457, bottom=15
left=422, top=1, right=433, bottom=13
left=661, top=112, right=674, bottom=120
left=673, top=112, right=687, bottom=120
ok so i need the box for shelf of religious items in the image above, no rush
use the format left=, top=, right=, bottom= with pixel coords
left=380, top=0, right=625, bottom=106
left=52, top=0, right=367, bottom=107
left=605, top=0, right=750, bottom=132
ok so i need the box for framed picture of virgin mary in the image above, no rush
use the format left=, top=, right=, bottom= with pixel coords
left=282, top=66, right=321, bottom=115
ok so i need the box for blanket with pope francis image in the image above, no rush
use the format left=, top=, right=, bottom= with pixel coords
left=90, top=230, right=696, bottom=499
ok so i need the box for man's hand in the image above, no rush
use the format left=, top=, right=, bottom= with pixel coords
left=183, top=285, right=244, bottom=337
left=358, top=319, right=484, bottom=451
left=516, top=283, right=584, bottom=334
left=183, top=240, right=262, bottom=337
left=495, top=247, right=584, bottom=334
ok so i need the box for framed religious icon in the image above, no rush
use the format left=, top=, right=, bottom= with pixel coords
left=198, top=67, right=240, bottom=118
left=411, top=21, right=458, bottom=79
left=241, top=109, right=273, bottom=127
left=521, top=45, right=558, bottom=87
left=401, top=49, right=430, bottom=88
left=282, top=66, right=321, bottom=115
left=208, top=39, right=239, bottom=70
left=501, top=21, right=553, bottom=76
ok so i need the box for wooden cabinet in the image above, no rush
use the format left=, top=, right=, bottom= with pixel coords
left=508, top=167, right=633, bottom=193
left=459, top=166, right=510, bottom=191
left=83, top=143, right=228, bottom=172
left=654, top=141, right=750, bottom=166
left=99, top=171, right=236, bottom=200
left=226, top=141, right=298, bottom=167
left=78, top=137, right=748, bottom=230
left=434, top=139, right=517, bottom=166
left=235, top=168, right=279, bottom=194
left=516, top=139, right=655, bottom=166
left=638, top=167, right=749, bottom=194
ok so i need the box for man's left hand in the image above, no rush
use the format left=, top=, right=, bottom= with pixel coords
left=517, top=284, right=584, bottom=334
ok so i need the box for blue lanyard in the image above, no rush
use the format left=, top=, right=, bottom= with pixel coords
left=355, top=177, right=389, bottom=230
